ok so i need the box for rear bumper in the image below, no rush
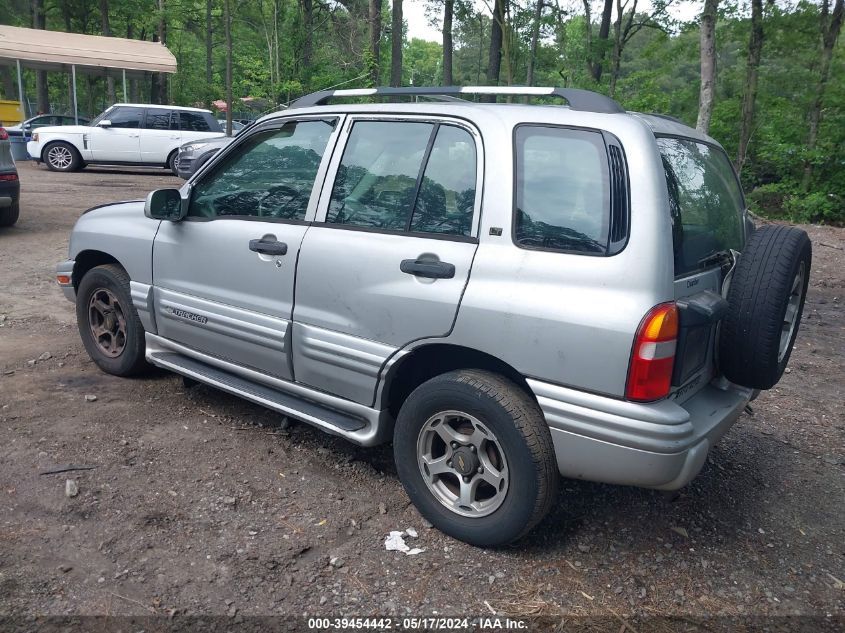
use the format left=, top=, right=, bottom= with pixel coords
left=528, top=378, right=753, bottom=490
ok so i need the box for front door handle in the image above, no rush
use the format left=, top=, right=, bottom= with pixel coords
left=400, top=258, right=455, bottom=279
left=249, top=238, right=288, bottom=256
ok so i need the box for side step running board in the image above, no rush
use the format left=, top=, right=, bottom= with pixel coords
left=148, top=351, right=367, bottom=433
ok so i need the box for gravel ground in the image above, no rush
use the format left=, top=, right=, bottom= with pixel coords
left=0, top=162, right=843, bottom=630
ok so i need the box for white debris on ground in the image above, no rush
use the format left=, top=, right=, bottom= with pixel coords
left=384, top=528, right=424, bottom=555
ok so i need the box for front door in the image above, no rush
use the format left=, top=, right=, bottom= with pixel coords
left=292, top=118, right=482, bottom=404
left=152, top=116, right=341, bottom=378
left=89, top=106, right=143, bottom=162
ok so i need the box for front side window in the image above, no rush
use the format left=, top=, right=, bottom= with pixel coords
left=657, top=137, right=744, bottom=276
left=189, top=119, right=335, bottom=220
left=515, top=126, right=610, bottom=254
left=145, top=109, right=175, bottom=130
left=107, top=107, right=143, bottom=129
left=327, top=121, right=476, bottom=236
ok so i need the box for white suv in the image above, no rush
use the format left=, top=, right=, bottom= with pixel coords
left=27, top=104, right=224, bottom=175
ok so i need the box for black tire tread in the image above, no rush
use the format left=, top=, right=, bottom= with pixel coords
left=77, top=264, right=148, bottom=376
left=720, top=224, right=811, bottom=389
left=450, top=370, right=558, bottom=540
left=0, top=201, right=19, bottom=227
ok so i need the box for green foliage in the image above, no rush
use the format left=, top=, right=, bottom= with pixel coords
left=0, top=0, right=842, bottom=223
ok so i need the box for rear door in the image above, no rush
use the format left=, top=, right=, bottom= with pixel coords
left=658, top=136, right=745, bottom=399
left=140, top=108, right=181, bottom=164
left=152, top=116, right=341, bottom=378
left=292, top=117, right=482, bottom=404
left=89, top=106, right=142, bottom=162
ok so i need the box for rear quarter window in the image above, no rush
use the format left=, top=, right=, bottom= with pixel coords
left=514, top=126, right=612, bottom=255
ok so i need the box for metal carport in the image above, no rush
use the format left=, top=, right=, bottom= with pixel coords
left=0, top=25, right=177, bottom=123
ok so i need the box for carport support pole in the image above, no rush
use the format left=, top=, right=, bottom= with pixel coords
left=16, top=59, right=26, bottom=119
left=71, top=64, right=78, bottom=124
left=122, top=70, right=127, bottom=102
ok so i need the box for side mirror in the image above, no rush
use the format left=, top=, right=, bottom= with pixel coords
left=145, top=188, right=187, bottom=221
left=97, top=119, right=112, bottom=127
left=23, top=123, right=31, bottom=131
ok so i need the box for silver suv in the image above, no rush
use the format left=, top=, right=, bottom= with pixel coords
left=56, top=87, right=811, bottom=546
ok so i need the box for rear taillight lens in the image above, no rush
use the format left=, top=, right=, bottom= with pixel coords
left=0, top=128, right=8, bottom=140
left=0, top=173, right=17, bottom=181
left=626, top=302, right=678, bottom=402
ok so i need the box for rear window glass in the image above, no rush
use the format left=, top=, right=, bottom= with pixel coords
left=514, top=126, right=610, bottom=254
left=657, top=137, right=744, bottom=276
left=179, top=111, right=213, bottom=132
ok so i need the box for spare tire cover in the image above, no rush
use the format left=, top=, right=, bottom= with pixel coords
left=719, top=224, right=811, bottom=390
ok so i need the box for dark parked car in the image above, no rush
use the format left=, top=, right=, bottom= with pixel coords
left=5, top=114, right=90, bottom=135
left=176, top=134, right=233, bottom=179
left=0, top=127, right=20, bottom=227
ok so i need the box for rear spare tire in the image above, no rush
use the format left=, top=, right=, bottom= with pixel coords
left=719, top=224, right=811, bottom=389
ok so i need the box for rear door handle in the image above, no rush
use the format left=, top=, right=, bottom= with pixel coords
left=400, top=259, right=455, bottom=279
left=249, top=238, right=288, bottom=256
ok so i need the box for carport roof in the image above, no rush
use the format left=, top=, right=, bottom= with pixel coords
left=0, top=25, right=176, bottom=76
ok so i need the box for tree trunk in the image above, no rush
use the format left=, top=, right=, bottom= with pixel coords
left=526, top=0, right=543, bottom=87
left=32, top=0, right=50, bottom=113
left=802, top=0, right=844, bottom=190
left=301, top=0, right=314, bottom=73
left=150, top=0, right=168, bottom=105
left=696, top=0, right=719, bottom=134
left=127, top=22, right=139, bottom=102
left=591, top=0, right=614, bottom=82
left=100, top=0, right=116, bottom=104
left=0, top=67, right=15, bottom=101
left=442, top=0, right=453, bottom=85
left=487, top=0, right=505, bottom=88
left=390, top=0, right=403, bottom=86
left=368, top=0, right=382, bottom=85
left=224, top=0, right=233, bottom=135
left=735, top=0, right=763, bottom=174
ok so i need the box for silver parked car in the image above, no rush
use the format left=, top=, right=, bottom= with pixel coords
left=55, top=86, right=811, bottom=546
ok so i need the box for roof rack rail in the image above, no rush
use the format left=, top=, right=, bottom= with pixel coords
left=644, top=112, right=686, bottom=125
left=290, top=86, right=624, bottom=114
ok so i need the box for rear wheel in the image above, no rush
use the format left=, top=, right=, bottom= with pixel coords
left=76, top=264, right=148, bottom=376
left=394, top=370, right=558, bottom=546
left=43, top=142, right=82, bottom=172
left=167, top=150, right=180, bottom=176
left=0, top=201, right=19, bottom=227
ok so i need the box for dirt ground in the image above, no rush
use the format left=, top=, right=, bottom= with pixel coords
left=1, top=161, right=843, bottom=629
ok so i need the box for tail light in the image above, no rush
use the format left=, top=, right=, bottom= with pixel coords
left=0, top=173, right=18, bottom=181
left=626, top=302, right=678, bottom=402
left=0, top=128, right=8, bottom=140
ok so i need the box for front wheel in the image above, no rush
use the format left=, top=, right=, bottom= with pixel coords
left=0, top=201, right=19, bottom=227
left=43, top=142, right=82, bottom=172
left=393, top=370, right=558, bottom=546
left=76, top=264, right=148, bottom=376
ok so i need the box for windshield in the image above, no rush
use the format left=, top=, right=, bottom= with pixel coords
left=89, top=107, right=115, bottom=127
left=658, top=137, right=744, bottom=276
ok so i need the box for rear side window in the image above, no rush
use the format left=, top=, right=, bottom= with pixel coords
left=179, top=111, right=212, bottom=132
left=514, top=126, right=611, bottom=254
left=327, top=121, right=476, bottom=237
left=657, top=137, right=744, bottom=276
left=144, top=109, right=176, bottom=130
